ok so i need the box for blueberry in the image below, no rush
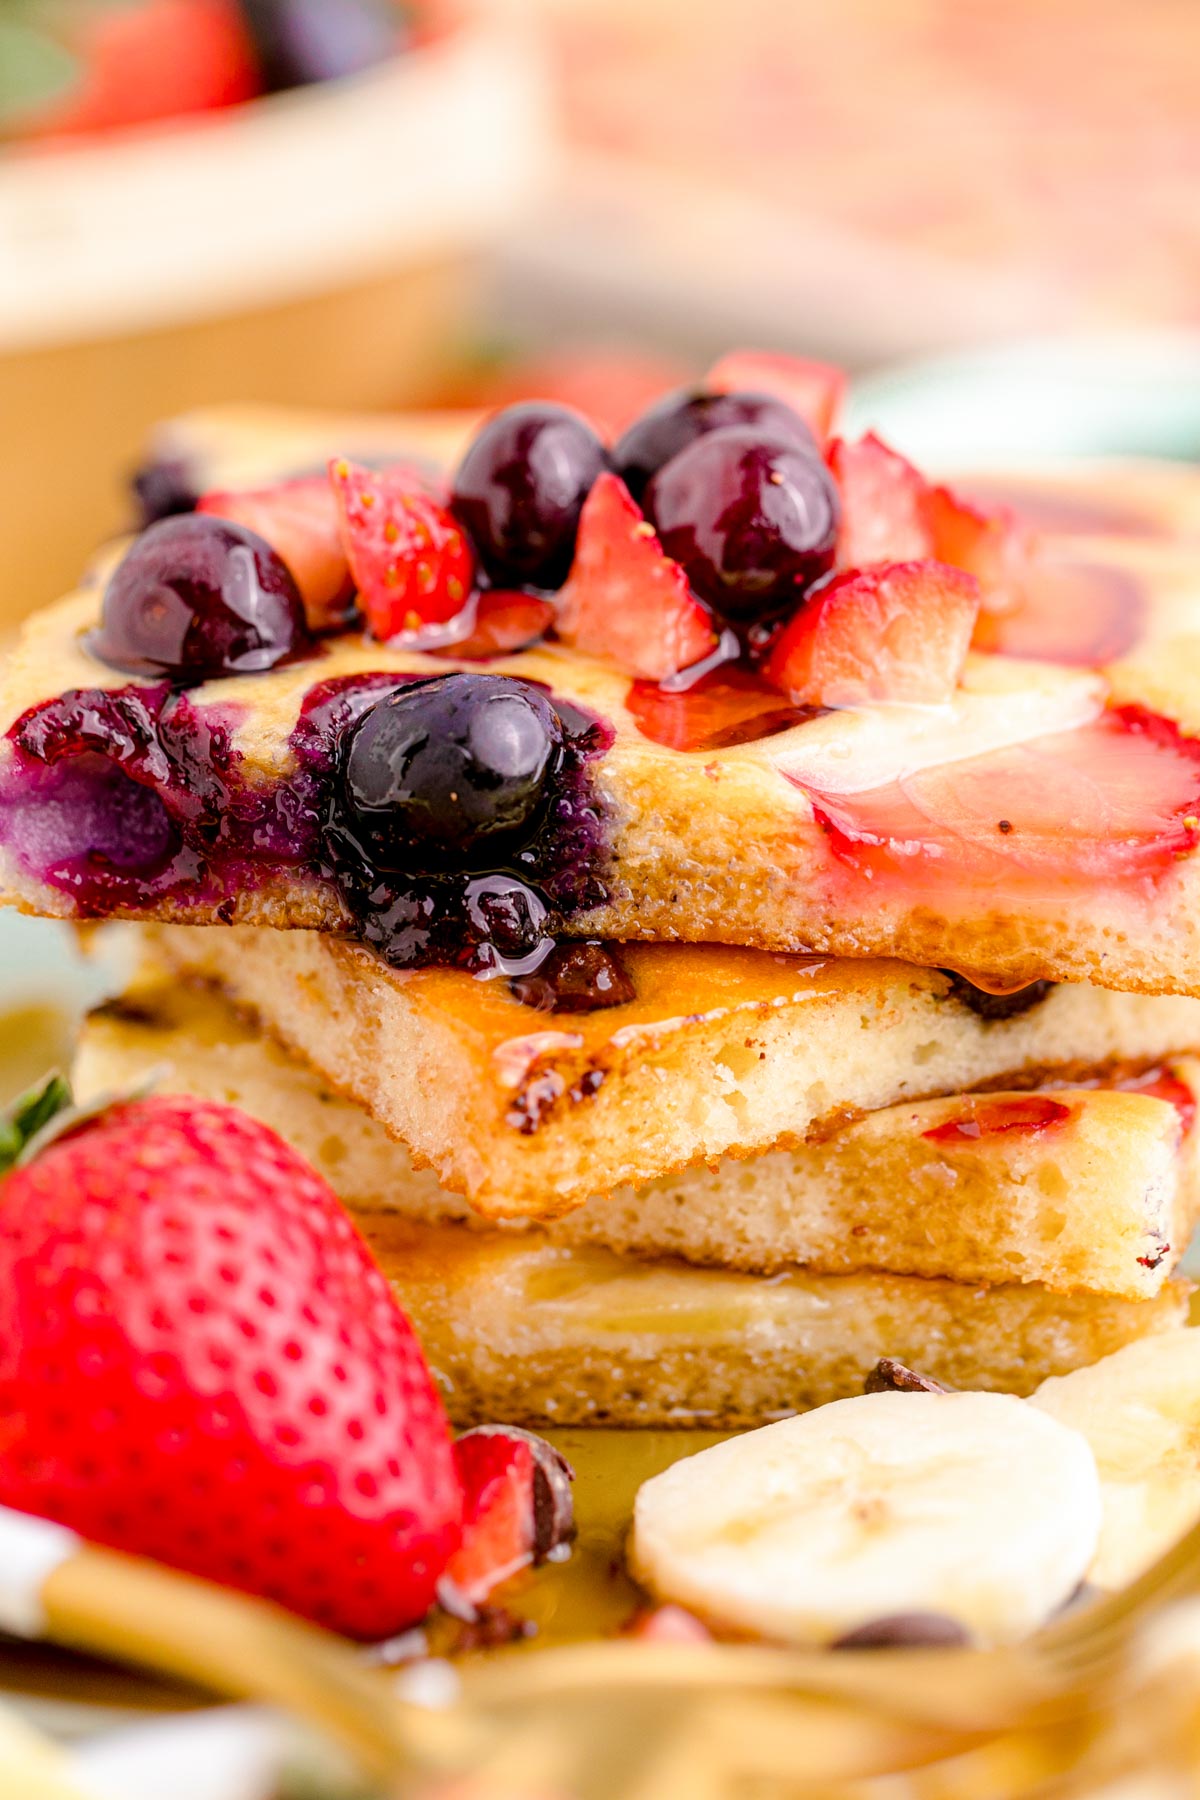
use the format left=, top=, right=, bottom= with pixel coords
left=464, top=874, right=553, bottom=966
left=239, top=0, right=400, bottom=92
left=450, top=403, right=608, bottom=591
left=338, top=673, right=564, bottom=867
left=89, top=515, right=312, bottom=684
left=130, top=456, right=199, bottom=526
left=644, top=427, right=840, bottom=625
left=613, top=388, right=817, bottom=503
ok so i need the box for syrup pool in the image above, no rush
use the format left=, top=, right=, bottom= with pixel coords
left=626, top=665, right=822, bottom=751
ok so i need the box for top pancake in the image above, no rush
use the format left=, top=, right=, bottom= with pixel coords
left=5, top=407, right=1200, bottom=993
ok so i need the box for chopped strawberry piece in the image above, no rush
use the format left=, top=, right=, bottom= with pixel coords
left=803, top=704, right=1200, bottom=892
left=765, top=561, right=980, bottom=708
left=972, top=558, right=1146, bottom=666
left=198, top=475, right=353, bottom=632
left=329, top=457, right=474, bottom=641
left=924, top=483, right=1027, bottom=611
left=442, top=1426, right=574, bottom=1609
left=827, top=433, right=935, bottom=568
left=923, top=1096, right=1072, bottom=1144
left=429, top=590, right=555, bottom=662
left=706, top=350, right=845, bottom=444
left=627, top=1605, right=714, bottom=1645
left=555, top=472, right=718, bottom=681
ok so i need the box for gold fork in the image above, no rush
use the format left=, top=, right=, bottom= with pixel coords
left=17, top=1507, right=1200, bottom=1792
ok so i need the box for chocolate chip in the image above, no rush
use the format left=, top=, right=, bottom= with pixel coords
left=831, top=1612, right=973, bottom=1650
left=864, top=1358, right=950, bottom=1395
left=941, top=971, right=1055, bottom=1021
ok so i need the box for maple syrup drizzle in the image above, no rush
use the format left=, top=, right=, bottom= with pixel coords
left=627, top=665, right=824, bottom=752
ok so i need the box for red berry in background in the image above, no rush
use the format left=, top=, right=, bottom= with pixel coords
left=442, top=1425, right=574, bottom=1609
left=199, top=475, right=354, bottom=633
left=765, top=559, right=980, bottom=707
left=12, top=0, right=260, bottom=141
left=0, top=1087, right=462, bottom=1639
left=705, top=350, right=846, bottom=446
left=329, top=457, right=474, bottom=641
left=555, top=471, right=719, bottom=680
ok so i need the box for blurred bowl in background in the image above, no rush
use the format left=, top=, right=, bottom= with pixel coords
left=0, top=1, right=551, bottom=619
left=847, top=332, right=1200, bottom=469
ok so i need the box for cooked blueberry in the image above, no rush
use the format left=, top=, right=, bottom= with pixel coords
left=239, top=0, right=400, bottom=91
left=130, top=456, right=199, bottom=526
left=942, top=973, right=1055, bottom=1020
left=464, top=874, right=553, bottom=965
left=89, top=515, right=312, bottom=684
left=338, top=673, right=564, bottom=867
left=450, top=403, right=608, bottom=590
left=644, top=427, right=839, bottom=624
left=613, top=389, right=817, bottom=503
left=510, top=940, right=635, bottom=1012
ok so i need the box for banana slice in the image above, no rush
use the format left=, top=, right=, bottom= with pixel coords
left=1031, top=1328, right=1200, bottom=1592
left=630, top=1390, right=1101, bottom=1646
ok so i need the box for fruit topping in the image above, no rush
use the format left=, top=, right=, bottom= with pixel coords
left=198, top=474, right=353, bottom=633
left=428, top=590, right=556, bottom=661
left=131, top=455, right=200, bottom=526
left=239, top=0, right=402, bottom=92
left=971, top=558, right=1146, bottom=666
left=1115, top=1066, right=1196, bottom=1136
left=631, top=1391, right=1102, bottom=1647
left=626, top=665, right=821, bottom=752
left=922, top=482, right=1026, bottom=611
left=442, top=1425, right=575, bottom=1609
left=329, top=457, right=473, bottom=640
left=804, top=704, right=1200, bottom=891
left=765, top=560, right=979, bottom=708
left=827, top=432, right=934, bottom=568
left=450, top=403, right=609, bottom=591
left=922, top=1096, right=1073, bottom=1144
left=942, top=973, right=1055, bottom=1020
left=863, top=1359, right=949, bottom=1396
left=0, top=1083, right=462, bottom=1638
left=88, top=515, right=313, bottom=685
left=645, top=427, right=840, bottom=625
left=831, top=1613, right=973, bottom=1650
left=554, top=472, right=718, bottom=680
left=510, top=940, right=635, bottom=1012
left=612, top=388, right=817, bottom=503
left=1032, top=1330, right=1200, bottom=1592
left=336, top=674, right=564, bottom=867
left=705, top=350, right=846, bottom=444
left=626, top=1605, right=714, bottom=1644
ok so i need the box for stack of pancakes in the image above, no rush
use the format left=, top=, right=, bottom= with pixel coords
left=11, top=407, right=1200, bottom=1428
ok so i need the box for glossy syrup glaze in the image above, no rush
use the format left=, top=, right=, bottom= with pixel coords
left=922, top=1064, right=1196, bottom=1147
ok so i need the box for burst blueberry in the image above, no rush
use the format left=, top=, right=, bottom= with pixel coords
left=89, top=515, right=312, bottom=684
left=337, top=673, right=564, bottom=867
left=450, top=403, right=608, bottom=591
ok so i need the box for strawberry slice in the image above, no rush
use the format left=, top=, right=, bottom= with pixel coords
left=804, top=704, right=1200, bottom=892
left=441, top=1426, right=574, bottom=1609
left=765, top=561, right=980, bottom=707
left=429, top=590, right=555, bottom=662
left=827, top=433, right=935, bottom=568
left=627, top=1605, right=714, bottom=1644
left=706, top=350, right=845, bottom=444
left=329, top=457, right=474, bottom=641
left=923, top=1096, right=1073, bottom=1144
left=923, top=483, right=1027, bottom=611
left=555, top=472, right=718, bottom=681
left=198, top=475, right=354, bottom=633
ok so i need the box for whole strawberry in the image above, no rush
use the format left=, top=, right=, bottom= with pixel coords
left=0, top=1085, right=462, bottom=1638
